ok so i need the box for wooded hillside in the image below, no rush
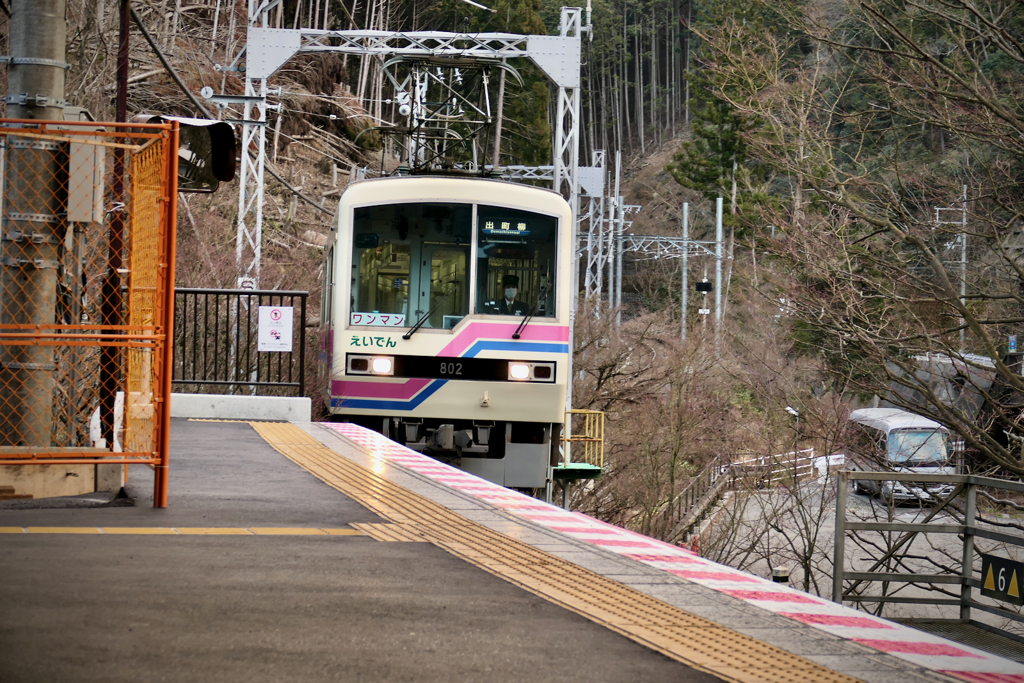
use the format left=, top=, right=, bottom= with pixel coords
left=2, top=0, right=1021, bottom=588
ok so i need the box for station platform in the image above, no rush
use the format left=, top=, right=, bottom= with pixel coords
left=2, top=419, right=1022, bottom=683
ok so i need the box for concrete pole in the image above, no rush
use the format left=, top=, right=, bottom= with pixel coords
left=615, top=196, right=623, bottom=326
left=0, top=0, right=68, bottom=446
left=608, top=151, right=621, bottom=313
left=681, top=203, right=688, bottom=341
left=714, top=197, right=723, bottom=351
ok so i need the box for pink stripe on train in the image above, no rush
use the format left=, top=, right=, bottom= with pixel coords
left=438, top=321, right=570, bottom=357
left=331, top=322, right=569, bottom=399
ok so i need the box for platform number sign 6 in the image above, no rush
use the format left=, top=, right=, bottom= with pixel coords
left=980, top=553, right=1024, bottom=606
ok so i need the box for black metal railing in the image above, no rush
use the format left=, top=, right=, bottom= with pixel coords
left=173, top=288, right=308, bottom=397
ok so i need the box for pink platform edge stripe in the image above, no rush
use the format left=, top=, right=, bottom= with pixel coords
left=668, top=569, right=761, bottom=583
left=551, top=529, right=626, bottom=536
left=940, top=673, right=1024, bottom=683
left=854, top=639, right=984, bottom=658
left=624, top=553, right=701, bottom=563
left=589, top=537, right=664, bottom=547
left=720, top=590, right=822, bottom=604
left=779, top=613, right=895, bottom=629
left=328, top=423, right=1024, bottom=674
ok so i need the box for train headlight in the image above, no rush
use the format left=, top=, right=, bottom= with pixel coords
left=371, top=356, right=394, bottom=375
left=509, top=363, right=531, bottom=380
left=347, top=354, right=395, bottom=376
left=507, top=362, right=555, bottom=382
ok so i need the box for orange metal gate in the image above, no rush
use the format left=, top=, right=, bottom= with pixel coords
left=0, top=119, right=178, bottom=507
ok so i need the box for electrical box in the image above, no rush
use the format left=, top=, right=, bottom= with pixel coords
left=62, top=107, right=106, bottom=224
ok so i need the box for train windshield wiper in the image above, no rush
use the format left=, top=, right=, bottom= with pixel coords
left=512, top=282, right=549, bottom=339
left=403, top=284, right=457, bottom=339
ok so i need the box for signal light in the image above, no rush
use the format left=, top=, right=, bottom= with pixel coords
left=134, top=114, right=237, bottom=193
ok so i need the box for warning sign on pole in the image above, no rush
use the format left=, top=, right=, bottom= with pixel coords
left=980, top=553, right=1024, bottom=606
left=258, top=306, right=294, bottom=352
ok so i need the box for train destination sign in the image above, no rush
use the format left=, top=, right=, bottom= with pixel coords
left=482, top=218, right=530, bottom=236
left=980, top=553, right=1024, bottom=606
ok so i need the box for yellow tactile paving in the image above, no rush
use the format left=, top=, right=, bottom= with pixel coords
left=251, top=422, right=865, bottom=683
left=351, top=522, right=428, bottom=543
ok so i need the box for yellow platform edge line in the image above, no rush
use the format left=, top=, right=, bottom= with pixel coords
left=250, top=422, right=867, bottom=683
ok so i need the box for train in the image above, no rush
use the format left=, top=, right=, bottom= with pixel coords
left=320, top=173, right=573, bottom=489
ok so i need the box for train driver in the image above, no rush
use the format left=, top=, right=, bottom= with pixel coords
left=483, top=274, right=529, bottom=316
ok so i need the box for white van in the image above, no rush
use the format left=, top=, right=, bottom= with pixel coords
left=847, top=408, right=956, bottom=502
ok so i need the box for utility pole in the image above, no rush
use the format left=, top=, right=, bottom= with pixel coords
left=0, top=0, right=68, bottom=446
left=681, top=202, right=688, bottom=341
left=99, top=0, right=130, bottom=445
left=715, top=197, right=723, bottom=351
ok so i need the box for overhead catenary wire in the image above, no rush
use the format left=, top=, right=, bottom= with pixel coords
left=261, top=158, right=335, bottom=216
left=130, top=5, right=215, bottom=119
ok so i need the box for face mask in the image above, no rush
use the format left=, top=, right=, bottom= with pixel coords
left=504, top=288, right=517, bottom=300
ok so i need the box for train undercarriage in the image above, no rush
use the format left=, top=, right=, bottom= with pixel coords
left=337, top=415, right=557, bottom=490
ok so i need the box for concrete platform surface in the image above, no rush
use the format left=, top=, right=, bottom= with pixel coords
left=4, top=418, right=1022, bottom=683
left=0, top=420, right=713, bottom=683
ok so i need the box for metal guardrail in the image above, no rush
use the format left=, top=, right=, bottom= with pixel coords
left=834, top=471, right=1024, bottom=628
left=664, top=450, right=847, bottom=544
left=172, top=288, right=308, bottom=397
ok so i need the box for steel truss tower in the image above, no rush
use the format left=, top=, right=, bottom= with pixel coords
left=226, top=1, right=587, bottom=288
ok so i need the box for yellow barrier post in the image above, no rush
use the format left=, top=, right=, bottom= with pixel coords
left=555, top=410, right=605, bottom=508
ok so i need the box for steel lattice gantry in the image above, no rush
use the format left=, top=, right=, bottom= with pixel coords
left=617, top=235, right=718, bottom=259
left=231, top=0, right=586, bottom=287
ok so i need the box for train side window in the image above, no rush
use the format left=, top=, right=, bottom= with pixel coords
left=323, top=246, right=334, bottom=325
left=475, top=205, right=557, bottom=317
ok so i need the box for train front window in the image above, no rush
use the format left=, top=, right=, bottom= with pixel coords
left=475, top=206, right=557, bottom=317
left=350, top=202, right=471, bottom=328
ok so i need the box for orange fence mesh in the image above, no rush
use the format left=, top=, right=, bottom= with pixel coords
left=0, top=119, right=178, bottom=506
